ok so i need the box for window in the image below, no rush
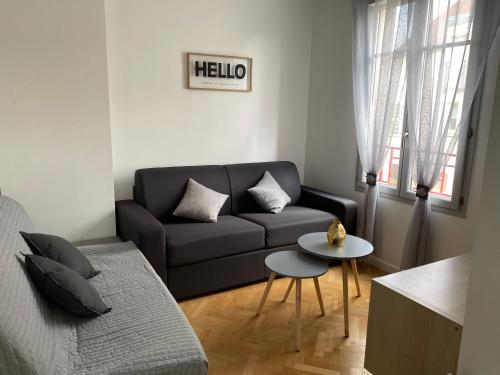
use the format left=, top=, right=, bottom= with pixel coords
left=357, top=0, right=477, bottom=213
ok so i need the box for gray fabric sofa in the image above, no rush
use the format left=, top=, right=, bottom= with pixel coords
left=0, top=195, right=208, bottom=375
left=116, top=161, right=357, bottom=300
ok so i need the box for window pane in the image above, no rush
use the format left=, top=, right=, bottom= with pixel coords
left=410, top=144, right=457, bottom=200
left=378, top=144, right=401, bottom=187
left=409, top=0, right=473, bottom=201
left=373, top=3, right=407, bottom=189
left=444, top=0, right=474, bottom=43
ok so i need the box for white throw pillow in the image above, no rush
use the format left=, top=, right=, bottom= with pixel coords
left=248, top=171, right=291, bottom=214
left=173, top=178, right=229, bottom=223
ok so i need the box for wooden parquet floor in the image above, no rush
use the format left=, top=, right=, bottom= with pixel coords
left=180, top=261, right=385, bottom=375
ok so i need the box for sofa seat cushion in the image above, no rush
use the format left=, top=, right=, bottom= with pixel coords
left=74, top=242, right=208, bottom=375
left=164, top=215, right=265, bottom=267
left=237, top=206, right=335, bottom=248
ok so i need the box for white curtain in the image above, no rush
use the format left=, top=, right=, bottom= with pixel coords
left=401, top=0, right=500, bottom=268
left=352, top=0, right=410, bottom=244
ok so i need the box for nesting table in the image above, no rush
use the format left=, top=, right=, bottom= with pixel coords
left=255, top=250, right=328, bottom=351
left=256, top=233, right=373, bottom=350
left=298, top=233, right=374, bottom=337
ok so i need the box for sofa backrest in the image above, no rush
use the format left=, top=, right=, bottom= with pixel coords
left=224, top=161, right=301, bottom=214
left=135, top=165, right=232, bottom=220
left=0, top=195, right=69, bottom=374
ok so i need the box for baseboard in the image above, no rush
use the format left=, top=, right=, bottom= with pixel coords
left=368, top=255, right=400, bottom=274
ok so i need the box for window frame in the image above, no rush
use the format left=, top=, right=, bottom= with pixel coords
left=355, top=86, right=481, bottom=217
left=355, top=1, right=482, bottom=217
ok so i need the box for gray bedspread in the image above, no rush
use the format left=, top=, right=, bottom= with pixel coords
left=0, top=195, right=208, bottom=375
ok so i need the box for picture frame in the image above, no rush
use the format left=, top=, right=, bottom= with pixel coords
left=186, top=52, right=252, bottom=92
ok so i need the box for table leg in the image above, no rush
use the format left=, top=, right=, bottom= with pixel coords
left=256, top=272, right=276, bottom=315
left=351, top=259, right=361, bottom=297
left=342, top=260, right=349, bottom=337
left=282, top=278, right=295, bottom=302
left=313, top=277, right=325, bottom=316
left=295, top=278, right=302, bottom=351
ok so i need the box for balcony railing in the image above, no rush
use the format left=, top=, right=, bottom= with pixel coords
left=377, top=146, right=456, bottom=198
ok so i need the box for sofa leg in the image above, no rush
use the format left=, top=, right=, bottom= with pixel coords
left=256, top=272, right=276, bottom=315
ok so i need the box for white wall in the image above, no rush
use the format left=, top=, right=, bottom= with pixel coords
left=0, top=0, right=116, bottom=241
left=105, top=0, right=314, bottom=200
left=304, top=0, right=492, bottom=270
left=458, top=50, right=500, bottom=375
left=1, top=0, right=493, bottom=258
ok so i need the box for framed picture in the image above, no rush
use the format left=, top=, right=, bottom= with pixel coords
left=186, top=52, right=252, bottom=92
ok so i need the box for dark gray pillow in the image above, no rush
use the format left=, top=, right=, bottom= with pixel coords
left=23, top=254, right=111, bottom=318
left=20, top=232, right=100, bottom=279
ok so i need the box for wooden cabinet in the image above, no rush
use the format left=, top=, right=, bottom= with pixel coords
left=364, top=254, right=471, bottom=375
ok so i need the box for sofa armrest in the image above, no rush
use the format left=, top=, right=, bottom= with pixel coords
left=116, top=200, right=167, bottom=282
left=299, top=185, right=358, bottom=234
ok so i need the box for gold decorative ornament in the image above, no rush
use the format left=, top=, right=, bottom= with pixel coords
left=327, top=219, right=347, bottom=247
